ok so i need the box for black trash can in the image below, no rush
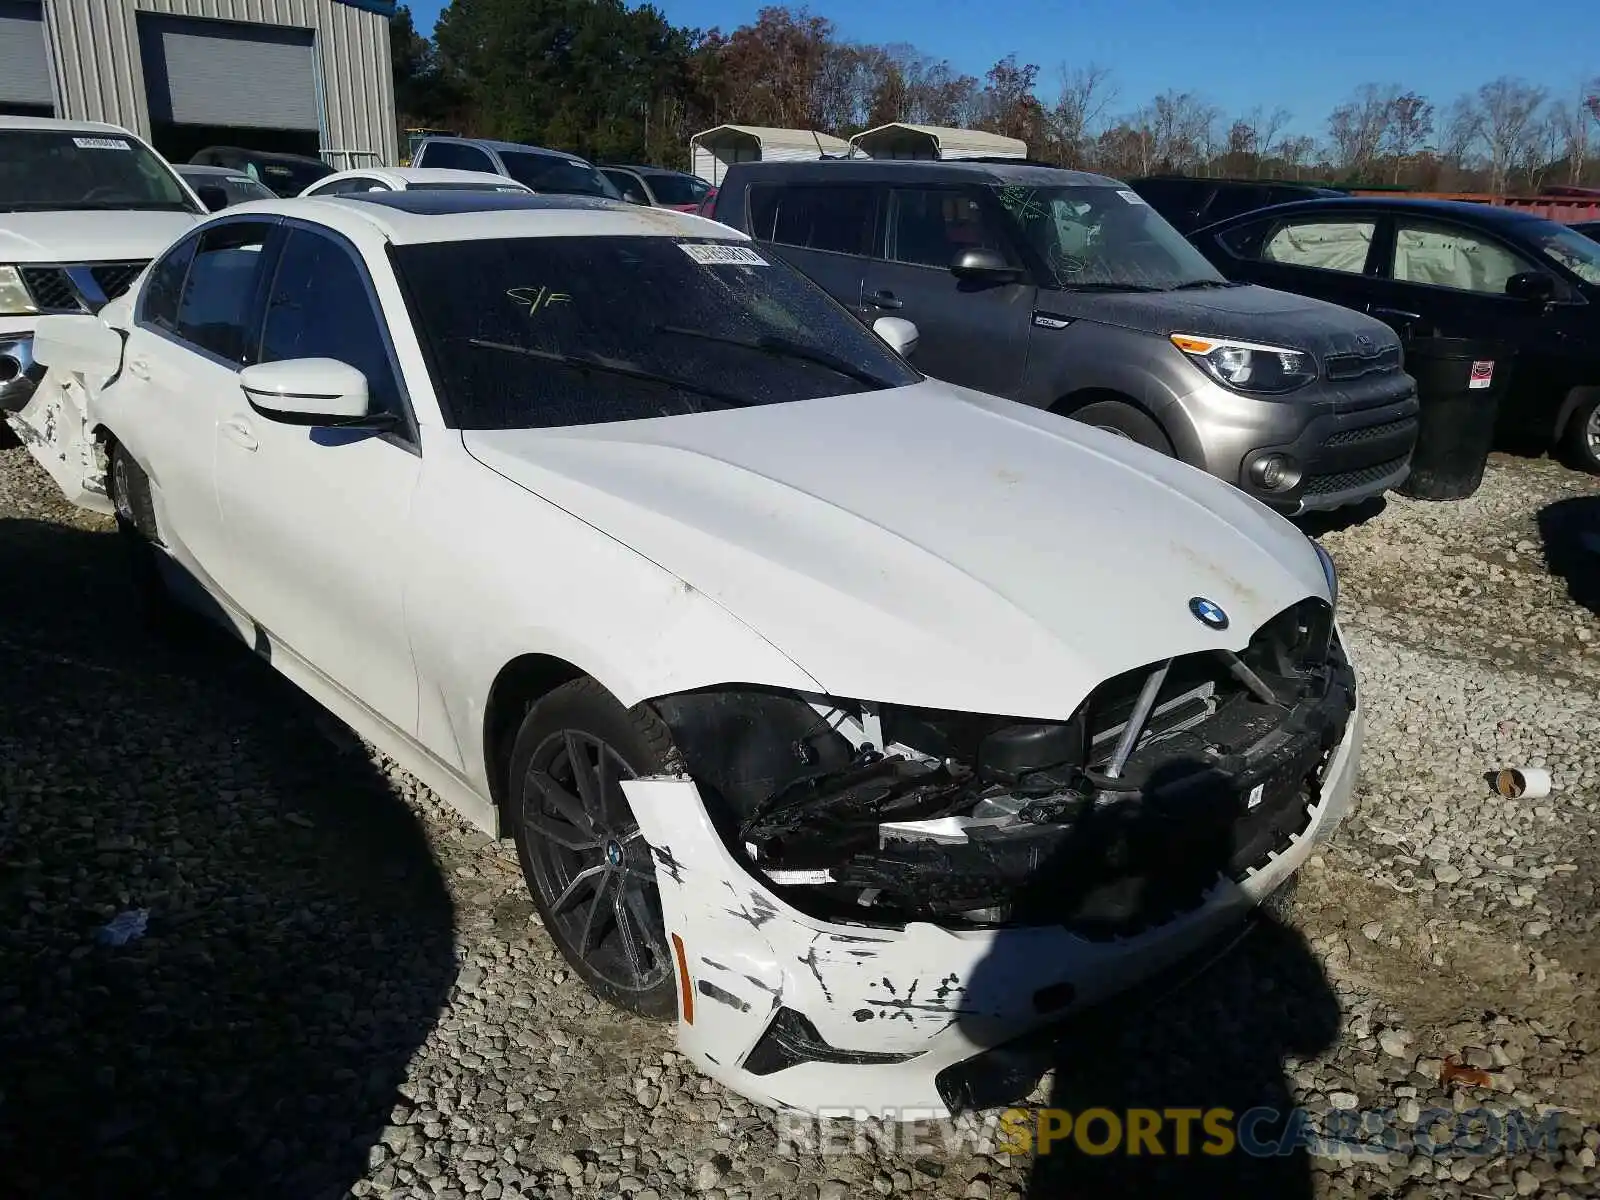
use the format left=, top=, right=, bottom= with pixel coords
left=1398, top=337, right=1510, bottom=501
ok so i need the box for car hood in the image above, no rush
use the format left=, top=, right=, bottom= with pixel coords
left=1053, top=282, right=1400, bottom=358
left=463, top=382, right=1328, bottom=718
left=0, top=210, right=199, bottom=263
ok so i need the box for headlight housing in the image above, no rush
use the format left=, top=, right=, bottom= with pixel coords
left=1172, top=333, right=1317, bottom=394
left=0, top=266, right=36, bottom=317
left=1313, top=541, right=1338, bottom=608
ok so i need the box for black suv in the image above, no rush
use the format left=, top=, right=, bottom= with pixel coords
left=1130, top=176, right=1345, bottom=235
left=189, top=147, right=333, bottom=198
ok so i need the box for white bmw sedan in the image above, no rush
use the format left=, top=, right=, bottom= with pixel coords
left=21, top=191, right=1362, bottom=1118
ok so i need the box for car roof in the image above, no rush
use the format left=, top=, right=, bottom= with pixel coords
left=424, top=137, right=593, bottom=164
left=0, top=115, right=141, bottom=137
left=603, top=164, right=692, bottom=177
left=176, top=164, right=249, bottom=177
left=198, top=146, right=327, bottom=166
left=720, top=158, right=1119, bottom=188
left=220, top=190, right=747, bottom=245
left=1204, top=194, right=1558, bottom=230
left=310, top=167, right=534, bottom=191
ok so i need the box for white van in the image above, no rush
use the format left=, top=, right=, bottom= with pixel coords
left=0, top=117, right=205, bottom=415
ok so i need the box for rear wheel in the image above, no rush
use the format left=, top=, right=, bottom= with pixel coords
left=509, top=678, right=678, bottom=1019
left=1068, top=401, right=1175, bottom=456
left=1561, top=393, right=1600, bottom=475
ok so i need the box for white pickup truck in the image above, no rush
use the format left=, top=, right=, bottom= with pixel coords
left=1, top=115, right=204, bottom=493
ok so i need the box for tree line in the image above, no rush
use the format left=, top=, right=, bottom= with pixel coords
left=391, top=0, right=1600, bottom=192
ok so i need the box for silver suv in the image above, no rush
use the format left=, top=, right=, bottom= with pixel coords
left=713, top=159, right=1419, bottom=513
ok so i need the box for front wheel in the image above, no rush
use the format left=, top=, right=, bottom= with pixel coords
left=1561, top=393, right=1600, bottom=475
left=1067, top=401, right=1175, bottom=456
left=509, top=678, right=678, bottom=1019
left=108, top=443, right=179, bottom=626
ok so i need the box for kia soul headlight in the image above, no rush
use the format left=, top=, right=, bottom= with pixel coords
left=1171, top=333, right=1317, bottom=394
left=0, top=266, right=37, bottom=317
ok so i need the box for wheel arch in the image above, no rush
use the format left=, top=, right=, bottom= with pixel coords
left=1049, top=387, right=1198, bottom=459
left=483, top=653, right=589, bottom=819
left=1556, top=384, right=1600, bottom=442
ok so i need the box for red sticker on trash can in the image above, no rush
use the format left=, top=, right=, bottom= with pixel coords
left=1469, top=361, right=1494, bottom=389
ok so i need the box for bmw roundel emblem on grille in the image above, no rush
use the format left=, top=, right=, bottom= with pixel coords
left=1189, top=597, right=1229, bottom=630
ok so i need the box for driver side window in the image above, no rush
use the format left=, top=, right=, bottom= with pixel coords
left=887, top=188, right=1011, bottom=269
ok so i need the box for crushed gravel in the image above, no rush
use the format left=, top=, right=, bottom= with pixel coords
left=1, top=444, right=1597, bottom=1199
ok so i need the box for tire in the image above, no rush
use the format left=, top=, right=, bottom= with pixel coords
left=108, top=442, right=179, bottom=627
left=509, top=677, right=679, bottom=1019
left=1560, top=393, right=1600, bottom=475
left=1068, top=401, right=1175, bottom=456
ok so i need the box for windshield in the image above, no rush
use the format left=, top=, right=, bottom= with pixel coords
left=645, top=174, right=709, bottom=207
left=245, top=157, right=333, bottom=197
left=0, top=130, right=200, bottom=213
left=1532, top=223, right=1600, bottom=286
left=395, top=236, right=921, bottom=430
left=991, top=183, right=1228, bottom=290
left=499, top=152, right=622, bottom=199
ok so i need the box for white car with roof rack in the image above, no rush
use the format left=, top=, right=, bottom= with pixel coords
left=0, top=116, right=204, bottom=420
left=13, top=188, right=1362, bottom=1119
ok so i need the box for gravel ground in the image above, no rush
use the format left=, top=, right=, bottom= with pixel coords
left=1, top=444, right=1598, bottom=1200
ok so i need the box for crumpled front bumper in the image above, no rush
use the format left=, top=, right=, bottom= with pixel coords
left=623, top=698, right=1363, bottom=1119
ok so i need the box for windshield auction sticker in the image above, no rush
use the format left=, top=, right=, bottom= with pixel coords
left=679, top=243, right=769, bottom=266
left=1116, top=189, right=1148, bottom=205
left=73, top=137, right=131, bottom=151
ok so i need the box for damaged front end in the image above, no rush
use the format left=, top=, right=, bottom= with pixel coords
left=653, top=597, right=1354, bottom=937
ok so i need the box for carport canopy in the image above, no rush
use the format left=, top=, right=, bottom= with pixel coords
left=689, top=125, right=851, bottom=185
left=849, top=123, right=1027, bottom=161
left=0, top=0, right=53, bottom=113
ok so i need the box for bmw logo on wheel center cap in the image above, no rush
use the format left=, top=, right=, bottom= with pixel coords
left=1189, top=597, right=1229, bottom=630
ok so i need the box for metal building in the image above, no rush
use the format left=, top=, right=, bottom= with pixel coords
left=0, top=0, right=396, bottom=168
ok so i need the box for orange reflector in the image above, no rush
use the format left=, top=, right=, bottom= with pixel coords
left=671, top=932, right=694, bottom=1025
left=1170, top=334, right=1214, bottom=354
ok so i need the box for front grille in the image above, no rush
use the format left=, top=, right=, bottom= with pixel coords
left=18, top=267, right=83, bottom=313
left=1302, top=455, right=1409, bottom=497
left=1325, top=345, right=1402, bottom=381
left=1324, top=415, right=1418, bottom=447
left=89, top=261, right=149, bottom=303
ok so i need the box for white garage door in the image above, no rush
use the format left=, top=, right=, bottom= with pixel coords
left=139, top=15, right=319, bottom=131
left=0, top=1, right=53, bottom=109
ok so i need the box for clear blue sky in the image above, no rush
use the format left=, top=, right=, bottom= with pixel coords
left=407, top=0, right=1598, bottom=137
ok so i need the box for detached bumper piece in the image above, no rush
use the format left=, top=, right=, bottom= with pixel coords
left=742, top=1007, right=924, bottom=1077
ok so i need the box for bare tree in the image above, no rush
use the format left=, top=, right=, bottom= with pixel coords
left=1552, top=77, right=1600, bottom=186
left=1382, top=92, right=1434, bottom=183
left=1050, top=62, right=1116, bottom=168
left=1477, top=76, right=1547, bottom=193
left=1327, top=83, right=1396, bottom=177
left=1150, top=89, right=1217, bottom=173
left=1249, top=105, right=1292, bottom=174
left=1277, top=133, right=1315, bottom=179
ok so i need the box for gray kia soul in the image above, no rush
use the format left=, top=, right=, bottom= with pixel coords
left=712, top=160, right=1419, bottom=513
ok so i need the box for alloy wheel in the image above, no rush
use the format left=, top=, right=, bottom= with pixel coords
left=520, top=730, right=670, bottom=995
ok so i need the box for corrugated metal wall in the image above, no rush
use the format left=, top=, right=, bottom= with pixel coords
left=41, top=0, right=394, bottom=165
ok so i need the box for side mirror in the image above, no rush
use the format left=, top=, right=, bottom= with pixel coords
left=30, top=314, right=125, bottom=378
left=950, top=247, right=1021, bottom=283
left=195, top=185, right=230, bottom=212
left=1505, top=271, right=1556, bottom=302
left=239, top=359, right=391, bottom=428
left=872, top=316, right=919, bottom=358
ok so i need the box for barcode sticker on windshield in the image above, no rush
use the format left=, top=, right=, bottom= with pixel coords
left=679, top=243, right=769, bottom=266
left=1116, top=189, right=1147, bottom=205
left=73, top=137, right=131, bottom=151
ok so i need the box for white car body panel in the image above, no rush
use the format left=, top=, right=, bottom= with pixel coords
left=300, top=167, right=535, bottom=196
left=0, top=209, right=200, bottom=266
left=8, top=195, right=1359, bottom=1115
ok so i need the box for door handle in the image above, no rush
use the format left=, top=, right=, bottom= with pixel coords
left=866, top=290, right=903, bottom=310
left=220, top=418, right=259, bottom=452
left=126, top=357, right=151, bottom=380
